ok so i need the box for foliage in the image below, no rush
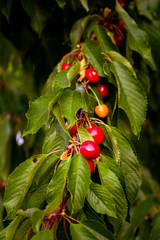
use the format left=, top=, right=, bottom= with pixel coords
left=0, top=0, right=160, bottom=239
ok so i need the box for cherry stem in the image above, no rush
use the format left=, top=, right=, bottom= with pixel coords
left=88, top=86, right=101, bottom=106
left=47, top=148, right=68, bottom=157
left=61, top=51, right=79, bottom=63
left=63, top=217, right=70, bottom=240
left=86, top=115, right=91, bottom=128
left=48, top=192, right=70, bottom=230
left=103, top=56, right=112, bottom=62
left=54, top=215, right=63, bottom=240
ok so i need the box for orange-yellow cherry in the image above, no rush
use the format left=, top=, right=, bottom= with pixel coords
left=95, top=104, right=109, bottom=118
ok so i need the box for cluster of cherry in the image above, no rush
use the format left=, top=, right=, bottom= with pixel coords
left=69, top=120, right=104, bottom=174
left=62, top=63, right=110, bottom=118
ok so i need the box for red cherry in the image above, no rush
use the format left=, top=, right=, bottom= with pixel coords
left=80, top=140, right=100, bottom=160
left=87, top=125, right=104, bottom=144
left=61, top=63, right=71, bottom=70
left=118, top=19, right=125, bottom=35
left=87, top=160, right=94, bottom=174
left=114, top=35, right=122, bottom=48
left=97, top=84, right=109, bottom=98
left=70, top=123, right=78, bottom=136
left=85, top=68, right=100, bottom=82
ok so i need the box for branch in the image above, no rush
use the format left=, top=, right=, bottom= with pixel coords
left=48, top=192, right=70, bottom=230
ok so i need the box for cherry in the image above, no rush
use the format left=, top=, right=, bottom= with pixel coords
left=87, top=124, right=104, bottom=144
left=80, top=140, right=100, bottom=160
left=118, top=19, right=125, bottom=35
left=70, top=122, right=78, bottom=136
left=87, top=160, right=94, bottom=174
left=97, top=84, right=109, bottom=98
left=85, top=68, right=100, bottom=82
left=95, top=104, right=109, bottom=118
left=61, top=63, right=71, bottom=70
left=114, top=35, right=122, bottom=48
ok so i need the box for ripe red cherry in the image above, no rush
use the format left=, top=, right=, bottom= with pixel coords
left=97, top=84, right=109, bottom=98
left=85, top=68, right=100, bottom=82
left=114, top=35, right=122, bottom=48
left=61, top=63, right=71, bottom=70
left=70, top=122, right=78, bottom=136
left=87, top=125, right=104, bottom=144
left=80, top=140, right=100, bottom=160
left=87, top=160, right=94, bottom=174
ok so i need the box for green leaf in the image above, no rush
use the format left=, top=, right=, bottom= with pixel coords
left=28, top=184, right=47, bottom=208
left=82, top=39, right=106, bottom=77
left=0, top=215, right=22, bottom=240
left=59, top=89, right=88, bottom=127
left=136, top=61, right=150, bottom=92
left=71, top=223, right=97, bottom=240
left=135, top=0, right=155, bottom=21
left=32, top=154, right=59, bottom=185
left=31, top=230, right=53, bottom=240
left=86, top=182, right=116, bottom=217
left=80, top=0, right=89, bottom=11
left=46, top=156, right=72, bottom=213
left=110, top=61, right=147, bottom=136
left=131, top=194, right=154, bottom=230
left=67, top=154, right=90, bottom=213
left=116, top=2, right=155, bottom=70
left=3, top=154, right=47, bottom=219
left=23, top=95, right=55, bottom=137
left=77, top=126, right=94, bottom=143
left=52, top=61, right=80, bottom=95
left=94, top=25, right=118, bottom=52
left=55, top=0, right=67, bottom=8
left=70, top=19, right=83, bottom=49
left=52, top=103, right=70, bottom=137
left=107, top=51, right=136, bottom=77
left=32, top=210, right=45, bottom=233
left=0, top=116, right=11, bottom=181
left=14, top=219, right=32, bottom=240
left=70, top=220, right=115, bottom=240
left=42, top=120, right=69, bottom=154
left=149, top=213, right=160, bottom=240
left=101, top=155, right=125, bottom=188
left=22, top=1, right=49, bottom=35
left=111, top=127, right=142, bottom=206
left=82, top=204, right=106, bottom=226
left=97, top=162, right=128, bottom=233
left=140, top=21, right=160, bottom=67
left=102, top=124, right=120, bottom=164
left=0, top=0, right=13, bottom=21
